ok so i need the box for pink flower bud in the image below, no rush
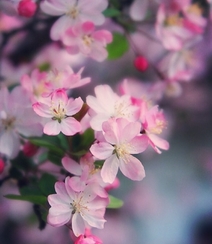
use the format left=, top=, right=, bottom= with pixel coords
left=134, top=56, right=148, bottom=72
left=18, top=0, right=37, bottom=18
left=0, top=159, right=5, bottom=174
left=23, top=141, right=39, bottom=157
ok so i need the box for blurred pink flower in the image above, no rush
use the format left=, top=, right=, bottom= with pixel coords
left=48, top=177, right=108, bottom=236
left=40, top=0, right=108, bottom=40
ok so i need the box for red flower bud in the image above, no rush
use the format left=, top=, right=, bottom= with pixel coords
left=134, top=56, right=148, bottom=72
left=23, top=141, right=39, bottom=157
left=0, top=159, right=5, bottom=174
left=18, top=0, right=37, bottom=18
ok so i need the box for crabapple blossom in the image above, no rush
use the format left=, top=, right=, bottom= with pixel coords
left=33, top=89, right=83, bottom=136
left=47, top=177, right=108, bottom=236
left=0, top=158, right=5, bottom=174
left=156, top=1, right=207, bottom=51
left=141, top=105, right=169, bottom=154
left=61, top=21, right=113, bottom=62
left=21, top=66, right=91, bottom=101
left=40, top=0, right=108, bottom=40
left=90, top=118, right=148, bottom=183
left=86, top=85, right=140, bottom=131
left=134, top=56, right=149, bottom=72
left=62, top=154, right=116, bottom=196
left=0, top=86, right=43, bottom=159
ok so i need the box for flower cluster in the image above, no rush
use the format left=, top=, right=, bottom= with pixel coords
left=1, top=0, right=211, bottom=242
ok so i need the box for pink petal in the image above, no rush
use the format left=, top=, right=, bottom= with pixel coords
left=129, top=135, right=148, bottom=154
left=66, top=97, right=83, bottom=115
left=33, top=102, right=52, bottom=118
left=50, top=16, right=73, bottom=40
left=90, top=142, right=113, bottom=160
left=48, top=208, right=71, bottom=227
left=148, top=134, right=170, bottom=151
left=72, top=213, right=86, bottom=237
left=119, top=155, right=145, bottom=181
left=55, top=182, right=70, bottom=202
left=40, top=0, right=65, bottom=16
left=82, top=210, right=106, bottom=229
left=43, top=120, right=61, bottom=135
left=60, top=117, right=82, bottom=136
left=120, top=121, right=141, bottom=142
left=48, top=194, right=67, bottom=205
left=101, top=155, right=119, bottom=184
left=62, top=156, right=82, bottom=175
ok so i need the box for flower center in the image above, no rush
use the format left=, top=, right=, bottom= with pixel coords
left=165, top=14, right=183, bottom=27
left=115, top=143, right=130, bottom=159
left=82, top=35, right=93, bottom=47
left=1, top=113, right=16, bottom=130
left=149, top=119, right=166, bottom=134
left=66, top=6, right=79, bottom=19
left=70, top=196, right=88, bottom=215
left=50, top=101, right=67, bottom=123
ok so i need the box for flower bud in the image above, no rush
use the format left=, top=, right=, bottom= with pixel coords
left=23, top=141, right=39, bottom=157
left=18, top=0, right=37, bottom=18
left=134, top=56, right=148, bottom=72
left=0, top=158, right=5, bottom=174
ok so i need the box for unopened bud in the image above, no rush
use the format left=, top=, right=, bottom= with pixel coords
left=18, top=0, right=37, bottom=18
left=0, top=158, right=5, bottom=174
left=23, top=141, right=39, bottom=157
left=134, top=56, right=148, bottom=72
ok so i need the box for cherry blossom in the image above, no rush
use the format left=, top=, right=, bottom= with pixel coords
left=62, top=21, right=112, bottom=62
left=0, top=86, right=43, bottom=158
left=40, top=0, right=108, bottom=40
left=47, top=177, right=108, bottom=236
left=90, top=118, right=148, bottom=183
left=86, top=85, right=140, bottom=131
left=155, top=1, right=207, bottom=51
left=141, top=105, right=169, bottom=154
left=33, top=89, right=83, bottom=136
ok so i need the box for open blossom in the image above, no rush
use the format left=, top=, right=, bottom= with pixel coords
left=62, top=154, right=116, bottom=196
left=21, top=66, right=91, bottom=101
left=157, top=37, right=201, bottom=82
left=90, top=118, right=148, bottom=183
left=62, top=21, right=113, bottom=62
left=156, top=1, right=207, bottom=50
left=33, top=89, right=83, bottom=136
left=48, top=177, right=108, bottom=236
left=40, top=0, right=108, bottom=40
left=86, top=85, right=140, bottom=131
left=0, top=87, right=43, bottom=158
left=141, top=105, right=169, bottom=154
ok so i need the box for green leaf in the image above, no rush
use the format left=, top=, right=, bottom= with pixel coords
left=103, top=8, right=121, bottom=17
left=38, top=173, right=57, bottom=196
left=29, top=137, right=65, bottom=155
left=47, top=151, right=63, bottom=165
left=5, top=194, right=47, bottom=205
left=20, top=181, right=42, bottom=196
left=107, top=32, right=129, bottom=60
left=107, top=195, right=124, bottom=209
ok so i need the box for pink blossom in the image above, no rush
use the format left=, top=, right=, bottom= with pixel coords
left=0, top=86, right=43, bottom=159
left=21, top=69, right=49, bottom=102
left=33, top=89, right=83, bottom=136
left=141, top=105, right=169, bottom=154
left=22, top=66, right=90, bottom=101
left=47, top=177, right=108, bottom=236
left=40, top=0, right=108, bottom=40
left=62, top=21, right=112, bottom=62
left=62, top=154, right=111, bottom=197
left=155, top=1, right=207, bottom=51
left=86, top=85, right=140, bottom=131
left=90, top=118, right=148, bottom=183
